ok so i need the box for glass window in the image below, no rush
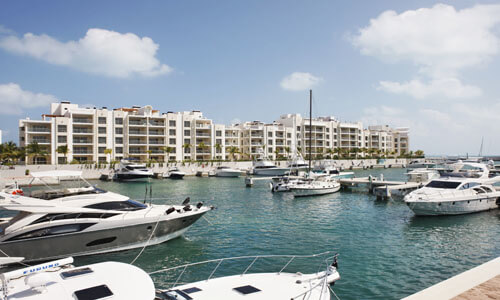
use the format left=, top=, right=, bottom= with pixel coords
left=169, top=129, right=176, bottom=135
left=98, top=117, right=106, bottom=124
left=169, top=138, right=176, bottom=145
left=115, top=118, right=123, bottom=125
left=184, top=121, right=190, bottom=127
left=98, top=137, right=106, bottom=144
left=425, top=181, right=461, bottom=189
left=57, top=125, right=67, bottom=132
left=115, top=147, right=123, bottom=154
left=115, top=128, right=123, bottom=135
left=58, top=136, right=67, bottom=143
left=98, top=127, right=106, bottom=134
left=85, top=200, right=147, bottom=211
left=8, top=223, right=95, bottom=241
left=268, top=132, right=273, bottom=137
left=184, top=130, right=190, bottom=136
left=115, top=137, right=123, bottom=144
left=74, top=285, right=113, bottom=300
left=169, top=120, right=176, bottom=127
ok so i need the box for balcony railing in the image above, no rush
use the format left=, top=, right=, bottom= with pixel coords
left=129, top=121, right=147, bottom=126
left=149, top=131, right=164, bottom=135
left=73, top=129, right=93, bottom=134
left=129, top=131, right=146, bottom=135
left=29, top=127, right=51, bottom=133
left=73, top=118, right=92, bottom=124
left=129, top=140, right=146, bottom=145
left=30, top=139, right=50, bottom=144
left=149, top=141, right=165, bottom=145
left=74, top=150, right=93, bottom=154
left=73, top=140, right=92, bottom=144
left=149, top=122, right=165, bottom=126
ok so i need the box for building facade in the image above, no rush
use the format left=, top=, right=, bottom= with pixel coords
left=18, top=102, right=410, bottom=164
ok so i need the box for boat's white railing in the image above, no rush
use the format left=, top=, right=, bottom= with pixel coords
left=149, top=251, right=337, bottom=289
left=415, top=187, right=496, bottom=201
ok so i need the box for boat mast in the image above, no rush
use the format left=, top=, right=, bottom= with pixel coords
left=309, top=89, right=312, bottom=174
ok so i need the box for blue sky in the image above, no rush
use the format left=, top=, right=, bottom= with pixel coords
left=1, top=0, right=499, bottom=155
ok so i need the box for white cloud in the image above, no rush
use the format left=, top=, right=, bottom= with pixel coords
left=378, top=78, right=482, bottom=99
left=352, top=4, right=500, bottom=99
left=280, top=72, right=322, bottom=91
left=0, top=25, right=14, bottom=35
left=0, top=83, right=57, bottom=115
left=0, top=28, right=172, bottom=78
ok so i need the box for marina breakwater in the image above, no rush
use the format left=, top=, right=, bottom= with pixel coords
left=0, top=158, right=413, bottom=186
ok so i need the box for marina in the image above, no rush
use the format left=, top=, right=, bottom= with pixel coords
left=0, top=167, right=495, bottom=299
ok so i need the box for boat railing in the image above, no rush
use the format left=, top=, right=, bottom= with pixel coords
left=149, top=251, right=337, bottom=289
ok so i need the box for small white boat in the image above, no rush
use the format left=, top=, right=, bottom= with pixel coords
left=0, top=257, right=155, bottom=299
left=251, top=158, right=290, bottom=176
left=405, top=163, right=500, bottom=216
left=115, top=159, right=153, bottom=182
left=312, top=166, right=354, bottom=179
left=153, top=252, right=340, bottom=300
left=214, top=166, right=242, bottom=177
left=164, top=168, right=186, bottom=179
left=270, top=176, right=308, bottom=192
left=290, top=175, right=341, bottom=197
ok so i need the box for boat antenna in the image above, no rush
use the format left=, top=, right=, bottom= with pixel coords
left=309, top=89, right=312, bottom=174
left=479, top=136, right=484, bottom=157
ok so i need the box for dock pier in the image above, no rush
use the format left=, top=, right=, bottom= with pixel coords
left=339, top=175, right=422, bottom=199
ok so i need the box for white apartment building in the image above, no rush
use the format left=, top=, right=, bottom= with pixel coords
left=18, top=102, right=410, bottom=164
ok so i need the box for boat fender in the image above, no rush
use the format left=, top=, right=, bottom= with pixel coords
left=182, top=197, right=190, bottom=205
left=166, top=207, right=176, bottom=215
left=12, top=189, right=24, bottom=196
left=196, top=202, right=203, bottom=208
left=183, top=205, right=192, bottom=212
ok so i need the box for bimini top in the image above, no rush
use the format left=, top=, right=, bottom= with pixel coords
left=30, top=170, right=83, bottom=178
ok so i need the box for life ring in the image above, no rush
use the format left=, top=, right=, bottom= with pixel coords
left=12, top=189, right=24, bottom=196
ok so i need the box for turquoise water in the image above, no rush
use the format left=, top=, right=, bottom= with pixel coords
left=65, top=169, right=499, bottom=299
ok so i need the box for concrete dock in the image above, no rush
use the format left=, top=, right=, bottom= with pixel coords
left=339, top=176, right=422, bottom=198
left=402, top=257, right=500, bottom=300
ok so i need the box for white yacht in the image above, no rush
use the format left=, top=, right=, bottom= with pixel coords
left=213, top=166, right=242, bottom=177
left=270, top=176, right=308, bottom=192
left=404, top=163, right=500, bottom=216
left=0, top=257, right=155, bottom=300
left=0, top=171, right=212, bottom=262
left=251, top=158, right=290, bottom=176
left=406, top=168, right=440, bottom=183
left=290, top=175, right=341, bottom=197
left=163, top=168, right=186, bottom=179
left=286, top=154, right=309, bottom=172
left=153, top=252, right=340, bottom=300
left=312, top=166, right=354, bottom=179
left=115, top=159, right=153, bottom=181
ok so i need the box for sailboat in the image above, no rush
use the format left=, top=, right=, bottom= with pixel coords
left=289, top=90, right=341, bottom=197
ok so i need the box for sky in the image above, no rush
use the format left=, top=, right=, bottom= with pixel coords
left=0, top=0, right=499, bottom=155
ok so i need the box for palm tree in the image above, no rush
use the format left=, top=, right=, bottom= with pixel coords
left=215, top=143, right=222, bottom=159
left=26, top=142, right=48, bottom=165
left=56, top=145, right=70, bottom=164
left=0, top=142, right=21, bottom=164
left=284, top=146, right=291, bottom=158
left=104, top=148, right=113, bottom=163
left=414, top=150, right=424, bottom=157
left=227, top=146, right=239, bottom=161
left=274, top=148, right=280, bottom=162
left=146, top=149, right=152, bottom=162
left=163, top=146, right=173, bottom=162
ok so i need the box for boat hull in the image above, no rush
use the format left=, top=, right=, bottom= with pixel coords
left=253, top=168, right=290, bottom=176
left=406, top=197, right=499, bottom=216
left=116, top=173, right=152, bottom=182
left=166, top=173, right=185, bottom=179
left=291, top=185, right=341, bottom=197
left=215, top=170, right=241, bottom=177
left=0, top=213, right=205, bottom=262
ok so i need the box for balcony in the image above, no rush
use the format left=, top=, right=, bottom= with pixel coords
left=149, top=121, right=165, bottom=127
left=73, top=150, right=93, bottom=154
left=29, top=127, right=51, bottom=133
left=29, top=139, right=50, bottom=144
left=195, top=124, right=211, bottom=129
left=129, top=140, right=147, bottom=145
left=195, top=132, right=211, bottom=137
left=149, top=141, right=165, bottom=145
left=149, top=131, right=164, bottom=136
left=73, top=118, right=93, bottom=124
left=73, top=139, right=92, bottom=144
left=129, top=120, right=147, bottom=126
left=129, top=130, right=147, bottom=135
left=73, top=128, right=93, bottom=134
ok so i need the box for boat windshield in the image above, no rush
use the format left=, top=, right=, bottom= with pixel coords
left=425, top=181, right=461, bottom=189
left=84, top=200, right=147, bottom=211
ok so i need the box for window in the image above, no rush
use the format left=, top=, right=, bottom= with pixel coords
left=169, top=120, right=176, bottom=127
left=58, top=125, right=67, bottom=132
left=115, top=147, right=123, bottom=154
left=115, top=137, right=123, bottom=144
left=85, top=200, right=147, bottom=211
left=216, top=139, right=222, bottom=145
left=169, top=129, right=176, bottom=135
left=98, top=137, right=106, bottom=144
left=58, top=136, right=67, bottom=143
left=326, top=128, right=330, bottom=132
left=268, top=140, right=273, bottom=145
left=98, top=127, right=106, bottom=134
left=115, top=128, right=123, bottom=135
left=287, top=133, right=291, bottom=138
left=268, top=132, right=273, bottom=137
left=8, top=223, right=95, bottom=241
left=184, top=139, right=190, bottom=144
left=98, top=147, right=106, bottom=154
left=425, top=181, right=461, bottom=189
left=115, top=118, right=123, bottom=125
left=74, top=285, right=113, bottom=300
left=169, top=138, right=176, bottom=145
left=216, top=130, right=222, bottom=137
left=297, top=126, right=301, bottom=131
left=98, top=117, right=106, bottom=124
left=184, top=130, right=190, bottom=136
left=184, top=121, right=190, bottom=127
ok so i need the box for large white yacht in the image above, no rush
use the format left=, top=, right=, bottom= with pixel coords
left=213, top=166, right=242, bottom=177
left=115, top=159, right=153, bottom=181
left=404, top=163, right=500, bottom=216
left=0, top=171, right=213, bottom=262
left=251, top=158, right=290, bottom=176
left=0, top=257, right=155, bottom=300
left=153, top=251, right=340, bottom=300
left=290, top=175, right=341, bottom=197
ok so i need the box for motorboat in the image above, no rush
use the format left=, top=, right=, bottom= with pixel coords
left=270, top=176, right=308, bottom=192
left=0, top=257, right=155, bottom=299
left=290, top=175, right=341, bottom=197
left=213, top=166, right=242, bottom=177
left=404, top=163, right=500, bottom=216
left=250, top=158, right=290, bottom=176
left=286, top=154, right=309, bottom=172
left=153, top=251, right=340, bottom=300
left=163, top=168, right=186, bottom=179
left=0, top=171, right=213, bottom=262
left=312, top=166, right=354, bottom=179
left=115, top=159, right=153, bottom=181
